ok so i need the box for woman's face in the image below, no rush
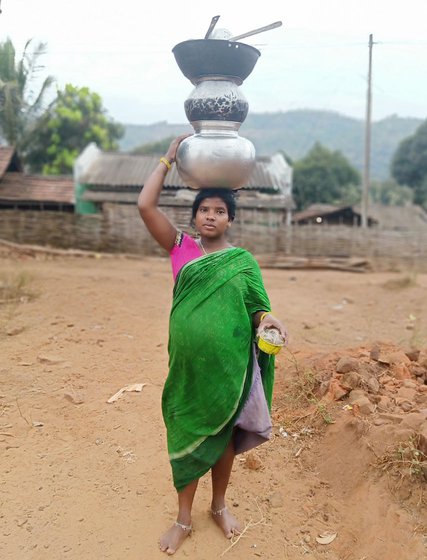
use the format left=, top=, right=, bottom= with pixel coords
left=194, top=197, right=231, bottom=238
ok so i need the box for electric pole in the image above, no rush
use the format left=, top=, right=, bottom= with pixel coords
left=361, top=34, right=374, bottom=229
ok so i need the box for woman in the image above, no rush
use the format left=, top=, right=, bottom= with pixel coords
left=138, top=135, right=287, bottom=555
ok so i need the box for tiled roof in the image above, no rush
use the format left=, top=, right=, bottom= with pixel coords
left=0, top=146, right=18, bottom=177
left=353, top=203, right=427, bottom=230
left=79, top=152, right=291, bottom=193
left=293, top=203, right=427, bottom=230
left=293, top=204, right=349, bottom=222
left=79, top=152, right=184, bottom=188
left=0, top=173, right=74, bottom=204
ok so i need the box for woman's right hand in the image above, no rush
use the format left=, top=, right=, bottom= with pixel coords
left=165, top=133, right=192, bottom=163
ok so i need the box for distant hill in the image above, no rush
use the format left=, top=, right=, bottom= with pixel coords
left=119, top=110, right=424, bottom=180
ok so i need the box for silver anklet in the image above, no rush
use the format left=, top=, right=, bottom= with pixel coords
left=174, top=521, right=192, bottom=532
left=211, top=506, right=227, bottom=516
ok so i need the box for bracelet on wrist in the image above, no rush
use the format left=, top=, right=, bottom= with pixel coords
left=159, top=156, right=172, bottom=170
left=260, top=311, right=273, bottom=323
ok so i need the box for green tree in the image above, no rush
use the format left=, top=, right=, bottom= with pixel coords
left=391, top=119, right=427, bottom=207
left=293, top=143, right=361, bottom=210
left=131, top=136, right=175, bottom=155
left=0, top=37, right=54, bottom=147
left=369, top=178, right=413, bottom=206
left=22, top=84, right=124, bottom=174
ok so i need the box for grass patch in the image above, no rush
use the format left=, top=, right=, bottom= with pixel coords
left=382, top=273, right=417, bottom=290
left=0, top=271, right=36, bottom=304
left=376, top=437, right=427, bottom=483
left=274, top=350, right=335, bottom=430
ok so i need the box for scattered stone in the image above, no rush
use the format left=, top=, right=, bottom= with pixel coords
left=323, top=378, right=348, bottom=401
left=370, top=346, right=381, bottom=361
left=317, top=380, right=330, bottom=398
left=336, top=357, right=359, bottom=374
left=63, top=391, right=85, bottom=405
left=348, top=389, right=367, bottom=405
left=405, top=349, right=420, bottom=362
left=373, top=417, right=390, bottom=426
left=353, top=397, right=375, bottom=415
left=244, top=452, right=262, bottom=471
left=397, top=387, right=417, bottom=401
left=37, top=354, right=66, bottom=365
left=6, top=326, right=25, bottom=336
left=390, top=363, right=411, bottom=380
left=384, top=351, right=411, bottom=365
left=416, top=394, right=427, bottom=406
left=341, top=372, right=361, bottom=390
left=365, top=377, right=380, bottom=394
left=396, top=398, right=413, bottom=412
left=375, top=396, right=393, bottom=412
left=303, top=534, right=311, bottom=544
left=378, top=413, right=404, bottom=424
left=402, top=379, right=418, bottom=389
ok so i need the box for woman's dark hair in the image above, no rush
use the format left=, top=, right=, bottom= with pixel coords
left=191, top=188, right=237, bottom=222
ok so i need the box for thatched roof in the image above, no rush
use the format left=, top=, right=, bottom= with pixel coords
left=353, top=203, right=427, bottom=230
left=293, top=203, right=427, bottom=230
left=0, top=173, right=74, bottom=204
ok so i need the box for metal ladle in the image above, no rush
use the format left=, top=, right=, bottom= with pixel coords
left=229, top=20, right=282, bottom=42
left=204, top=15, right=220, bottom=39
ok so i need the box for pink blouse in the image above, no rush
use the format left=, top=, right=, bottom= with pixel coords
left=169, top=232, right=203, bottom=281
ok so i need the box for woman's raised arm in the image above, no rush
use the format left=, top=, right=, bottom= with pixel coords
left=137, top=134, right=190, bottom=251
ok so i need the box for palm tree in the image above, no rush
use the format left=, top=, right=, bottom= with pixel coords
left=0, top=37, right=54, bottom=147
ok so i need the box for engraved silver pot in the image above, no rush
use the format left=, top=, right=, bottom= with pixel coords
left=176, top=120, right=255, bottom=190
left=184, top=78, right=249, bottom=123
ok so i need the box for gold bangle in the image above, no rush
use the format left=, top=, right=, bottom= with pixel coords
left=159, top=156, right=172, bottom=170
left=260, top=311, right=272, bottom=322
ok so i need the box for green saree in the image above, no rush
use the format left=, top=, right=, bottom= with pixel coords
left=162, top=247, right=275, bottom=491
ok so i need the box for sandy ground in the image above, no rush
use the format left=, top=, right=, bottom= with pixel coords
left=1, top=249, right=427, bottom=560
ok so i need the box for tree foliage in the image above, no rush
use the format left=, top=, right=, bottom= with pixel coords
left=292, top=143, right=361, bottom=210
left=131, top=136, right=175, bottom=155
left=22, top=84, right=124, bottom=174
left=391, top=119, right=427, bottom=207
left=0, top=37, right=54, bottom=147
left=369, top=178, right=413, bottom=206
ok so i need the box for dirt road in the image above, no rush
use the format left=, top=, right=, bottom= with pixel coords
left=1, top=252, right=426, bottom=559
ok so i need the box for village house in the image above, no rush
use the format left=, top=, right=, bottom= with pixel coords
left=0, top=147, right=74, bottom=212
left=292, top=202, right=427, bottom=230
left=74, top=143, right=294, bottom=222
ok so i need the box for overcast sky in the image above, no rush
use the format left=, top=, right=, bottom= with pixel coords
left=2, top=0, right=427, bottom=125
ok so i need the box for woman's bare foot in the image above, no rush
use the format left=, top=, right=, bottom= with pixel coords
left=211, top=506, right=241, bottom=539
left=159, top=522, right=192, bottom=555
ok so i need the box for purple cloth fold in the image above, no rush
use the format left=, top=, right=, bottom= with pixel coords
left=234, top=345, right=272, bottom=454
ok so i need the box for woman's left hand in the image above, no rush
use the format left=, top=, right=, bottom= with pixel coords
left=257, top=313, right=288, bottom=344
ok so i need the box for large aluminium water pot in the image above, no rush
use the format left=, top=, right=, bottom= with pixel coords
left=176, top=121, right=255, bottom=190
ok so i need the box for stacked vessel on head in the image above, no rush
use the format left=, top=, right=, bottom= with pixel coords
left=173, top=28, right=261, bottom=190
